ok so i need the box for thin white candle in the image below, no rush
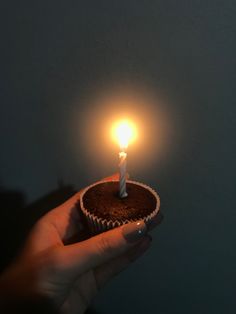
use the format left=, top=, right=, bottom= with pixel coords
left=119, top=151, right=128, bottom=198
left=112, top=119, right=137, bottom=198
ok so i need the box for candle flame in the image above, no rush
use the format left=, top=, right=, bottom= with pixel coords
left=112, top=119, right=137, bottom=150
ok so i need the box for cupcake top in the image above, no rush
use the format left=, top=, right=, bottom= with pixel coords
left=82, top=181, right=157, bottom=222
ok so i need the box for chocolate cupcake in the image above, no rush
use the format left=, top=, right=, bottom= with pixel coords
left=80, top=180, right=160, bottom=234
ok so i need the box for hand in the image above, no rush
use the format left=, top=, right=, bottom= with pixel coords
left=0, top=174, right=163, bottom=314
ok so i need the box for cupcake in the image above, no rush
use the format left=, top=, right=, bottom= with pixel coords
left=80, top=180, right=160, bottom=235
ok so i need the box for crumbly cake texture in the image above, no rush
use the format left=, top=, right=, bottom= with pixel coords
left=82, top=181, right=157, bottom=222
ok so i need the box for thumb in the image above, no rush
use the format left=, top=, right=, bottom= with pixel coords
left=55, top=221, right=147, bottom=278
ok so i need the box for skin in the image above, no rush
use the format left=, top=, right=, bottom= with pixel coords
left=0, top=174, right=162, bottom=314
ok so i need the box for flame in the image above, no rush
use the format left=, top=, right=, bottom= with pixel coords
left=112, top=119, right=137, bottom=150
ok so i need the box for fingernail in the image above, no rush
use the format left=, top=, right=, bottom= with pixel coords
left=146, top=212, right=164, bottom=231
left=129, top=235, right=152, bottom=262
left=122, top=221, right=147, bottom=243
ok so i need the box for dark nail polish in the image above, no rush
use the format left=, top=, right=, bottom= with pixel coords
left=122, top=221, right=147, bottom=243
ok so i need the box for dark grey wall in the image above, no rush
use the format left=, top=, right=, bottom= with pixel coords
left=1, top=1, right=236, bottom=313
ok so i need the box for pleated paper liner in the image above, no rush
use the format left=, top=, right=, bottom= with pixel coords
left=80, top=180, right=160, bottom=235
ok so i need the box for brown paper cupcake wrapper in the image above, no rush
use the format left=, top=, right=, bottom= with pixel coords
left=80, top=180, right=160, bottom=234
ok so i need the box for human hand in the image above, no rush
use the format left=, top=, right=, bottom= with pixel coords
left=0, top=174, right=163, bottom=314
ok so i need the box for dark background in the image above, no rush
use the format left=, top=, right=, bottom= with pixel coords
left=1, top=1, right=236, bottom=313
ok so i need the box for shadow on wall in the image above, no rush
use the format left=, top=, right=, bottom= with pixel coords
left=0, top=182, right=76, bottom=271
left=0, top=183, right=103, bottom=314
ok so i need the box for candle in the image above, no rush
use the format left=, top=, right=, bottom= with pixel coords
left=112, top=119, right=137, bottom=198
left=119, top=151, right=128, bottom=198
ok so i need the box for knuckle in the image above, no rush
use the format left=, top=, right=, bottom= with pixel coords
left=45, top=248, right=63, bottom=273
left=97, top=235, right=115, bottom=257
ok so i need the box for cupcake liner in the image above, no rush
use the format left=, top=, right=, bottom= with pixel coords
left=80, top=180, right=160, bottom=235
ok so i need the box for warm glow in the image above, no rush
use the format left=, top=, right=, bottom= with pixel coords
left=112, top=119, right=137, bottom=150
